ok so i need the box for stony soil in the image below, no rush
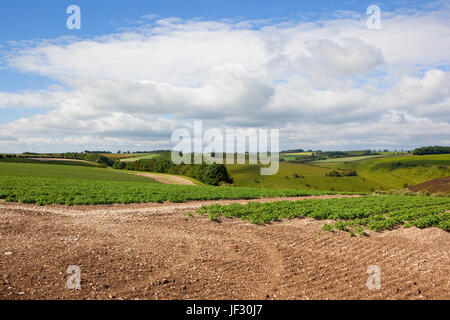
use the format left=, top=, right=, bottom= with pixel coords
left=0, top=196, right=448, bottom=300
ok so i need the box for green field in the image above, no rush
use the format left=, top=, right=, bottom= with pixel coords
left=0, top=161, right=354, bottom=205
left=197, top=195, right=450, bottom=232
left=227, top=154, right=450, bottom=192
left=226, top=162, right=381, bottom=192
left=314, top=154, right=450, bottom=190
left=310, top=155, right=384, bottom=163
left=119, top=154, right=161, bottom=162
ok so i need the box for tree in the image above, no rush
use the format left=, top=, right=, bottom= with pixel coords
left=203, top=163, right=233, bottom=186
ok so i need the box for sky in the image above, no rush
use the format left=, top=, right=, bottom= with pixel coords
left=0, top=0, right=449, bottom=153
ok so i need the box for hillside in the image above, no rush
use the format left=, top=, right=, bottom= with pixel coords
left=227, top=154, right=450, bottom=192
left=408, top=176, right=450, bottom=193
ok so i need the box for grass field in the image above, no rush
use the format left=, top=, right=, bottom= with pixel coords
left=227, top=154, right=450, bottom=192
left=119, top=154, right=161, bottom=162
left=0, top=157, right=99, bottom=167
left=0, top=161, right=354, bottom=205
left=198, top=195, right=450, bottom=231
left=226, top=162, right=381, bottom=192
left=314, top=154, right=450, bottom=190
left=281, top=152, right=313, bottom=156
left=310, top=155, right=384, bottom=163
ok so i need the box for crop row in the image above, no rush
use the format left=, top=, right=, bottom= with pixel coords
left=0, top=176, right=355, bottom=206
left=196, top=195, right=450, bottom=233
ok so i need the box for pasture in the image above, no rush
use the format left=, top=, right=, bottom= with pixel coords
left=228, top=154, right=450, bottom=192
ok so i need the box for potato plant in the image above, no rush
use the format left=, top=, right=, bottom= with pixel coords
left=197, top=195, right=450, bottom=232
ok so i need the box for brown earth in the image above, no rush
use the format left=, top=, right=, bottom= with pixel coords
left=0, top=196, right=449, bottom=300
left=129, top=172, right=196, bottom=185
left=409, top=176, right=450, bottom=193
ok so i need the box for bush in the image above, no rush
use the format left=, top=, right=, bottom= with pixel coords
left=203, top=163, right=233, bottom=186
left=325, top=169, right=358, bottom=177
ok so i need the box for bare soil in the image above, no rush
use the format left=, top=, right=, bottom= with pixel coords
left=409, top=176, right=450, bottom=193
left=0, top=196, right=448, bottom=300
left=129, top=172, right=196, bottom=185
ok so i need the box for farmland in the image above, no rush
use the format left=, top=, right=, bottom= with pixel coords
left=227, top=154, right=450, bottom=192
left=119, top=153, right=161, bottom=162
left=313, top=154, right=450, bottom=190
left=1, top=195, right=449, bottom=300
left=310, top=155, right=384, bottom=163
left=0, top=151, right=449, bottom=301
left=197, top=195, right=450, bottom=231
left=0, top=161, right=354, bottom=206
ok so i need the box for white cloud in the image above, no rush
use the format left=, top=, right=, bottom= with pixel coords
left=0, top=6, right=449, bottom=152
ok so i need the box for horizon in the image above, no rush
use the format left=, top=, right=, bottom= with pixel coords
left=0, top=0, right=449, bottom=153
left=1, top=148, right=419, bottom=155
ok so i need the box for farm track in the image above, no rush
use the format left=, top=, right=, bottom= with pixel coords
left=128, top=172, right=197, bottom=185
left=0, top=195, right=449, bottom=300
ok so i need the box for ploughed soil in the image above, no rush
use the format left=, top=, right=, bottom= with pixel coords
left=129, top=172, right=196, bottom=185
left=0, top=195, right=448, bottom=300
left=409, top=176, right=450, bottom=193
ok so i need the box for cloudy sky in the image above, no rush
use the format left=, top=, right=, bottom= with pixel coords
left=0, top=0, right=449, bottom=153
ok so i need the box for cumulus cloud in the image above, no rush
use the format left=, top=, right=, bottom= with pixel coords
left=0, top=5, right=449, bottom=152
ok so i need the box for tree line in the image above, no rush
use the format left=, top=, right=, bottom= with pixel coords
left=113, top=159, right=233, bottom=186
left=412, top=146, right=450, bottom=155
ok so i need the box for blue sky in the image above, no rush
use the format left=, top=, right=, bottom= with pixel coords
left=0, top=0, right=435, bottom=42
left=0, top=0, right=449, bottom=152
left=0, top=0, right=438, bottom=93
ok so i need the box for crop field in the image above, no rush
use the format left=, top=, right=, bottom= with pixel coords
left=281, top=152, right=313, bottom=156
left=119, top=153, right=161, bottom=162
left=197, top=195, right=450, bottom=231
left=310, top=155, right=384, bottom=163
left=0, top=161, right=353, bottom=205
left=0, top=157, right=449, bottom=300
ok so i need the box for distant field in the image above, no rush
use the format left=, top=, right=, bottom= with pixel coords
left=0, top=157, right=98, bottom=167
left=227, top=162, right=381, bottom=192
left=311, top=155, right=385, bottom=163
left=314, top=154, right=450, bottom=190
left=0, top=161, right=353, bottom=205
left=227, top=154, right=450, bottom=192
left=100, top=153, right=144, bottom=159
left=119, top=154, right=160, bottom=162
left=282, top=152, right=313, bottom=156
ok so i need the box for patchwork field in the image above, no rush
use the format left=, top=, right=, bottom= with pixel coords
left=0, top=156, right=448, bottom=300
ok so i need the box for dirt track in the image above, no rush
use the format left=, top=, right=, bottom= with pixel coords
left=0, top=196, right=449, bottom=300
left=129, top=172, right=196, bottom=185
